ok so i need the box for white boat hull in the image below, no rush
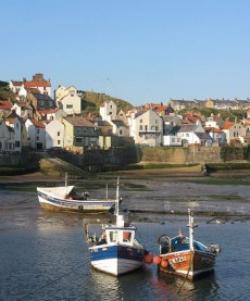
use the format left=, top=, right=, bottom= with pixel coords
left=91, top=258, right=143, bottom=276
left=37, top=187, right=116, bottom=213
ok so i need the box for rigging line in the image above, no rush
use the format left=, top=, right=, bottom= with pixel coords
left=19, top=257, right=90, bottom=300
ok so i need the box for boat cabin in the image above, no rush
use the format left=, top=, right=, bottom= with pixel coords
left=103, top=226, right=136, bottom=246
left=159, top=235, right=208, bottom=254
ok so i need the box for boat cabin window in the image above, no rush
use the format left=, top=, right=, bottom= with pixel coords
left=123, top=231, right=132, bottom=243
left=107, top=229, right=134, bottom=244
left=109, top=231, right=118, bottom=243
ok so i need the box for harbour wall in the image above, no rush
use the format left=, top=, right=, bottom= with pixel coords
left=140, top=146, right=222, bottom=163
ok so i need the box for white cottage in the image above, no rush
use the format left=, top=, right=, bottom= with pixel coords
left=129, top=109, right=163, bottom=146
left=5, top=112, right=26, bottom=152
left=100, top=101, right=117, bottom=122
left=25, top=118, right=46, bottom=150
left=45, top=120, right=64, bottom=149
left=0, top=122, right=15, bottom=152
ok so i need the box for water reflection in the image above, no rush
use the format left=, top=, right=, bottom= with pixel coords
left=158, top=272, right=219, bottom=300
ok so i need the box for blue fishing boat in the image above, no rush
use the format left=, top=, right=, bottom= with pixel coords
left=88, top=178, right=145, bottom=276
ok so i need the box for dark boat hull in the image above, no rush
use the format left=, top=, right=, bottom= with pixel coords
left=160, top=250, right=216, bottom=279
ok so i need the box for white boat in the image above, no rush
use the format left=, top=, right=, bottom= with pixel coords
left=37, top=175, right=117, bottom=213
left=88, top=178, right=145, bottom=276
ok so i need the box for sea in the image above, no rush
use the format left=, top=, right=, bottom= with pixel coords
left=1, top=176, right=250, bottom=301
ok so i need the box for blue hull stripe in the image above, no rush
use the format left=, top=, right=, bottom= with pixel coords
left=90, top=245, right=144, bottom=262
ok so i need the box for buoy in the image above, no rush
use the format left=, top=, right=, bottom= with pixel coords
left=161, top=260, right=168, bottom=268
left=144, top=254, right=153, bottom=264
left=153, top=256, right=161, bottom=265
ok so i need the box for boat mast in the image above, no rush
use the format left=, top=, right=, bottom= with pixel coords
left=106, top=184, right=109, bottom=200
left=116, top=177, right=120, bottom=217
left=188, top=208, right=195, bottom=251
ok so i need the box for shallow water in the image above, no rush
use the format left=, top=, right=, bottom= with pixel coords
left=1, top=178, right=250, bottom=301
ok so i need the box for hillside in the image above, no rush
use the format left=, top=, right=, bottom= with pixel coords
left=0, top=81, right=15, bottom=102
left=80, top=91, right=134, bottom=113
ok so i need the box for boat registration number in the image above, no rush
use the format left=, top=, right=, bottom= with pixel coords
left=170, top=256, right=187, bottom=264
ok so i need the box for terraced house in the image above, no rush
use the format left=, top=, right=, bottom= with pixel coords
left=63, top=116, right=99, bottom=153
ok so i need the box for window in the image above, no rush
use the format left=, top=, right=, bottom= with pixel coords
left=110, top=105, right=112, bottom=109
left=57, top=131, right=60, bottom=136
left=36, top=136, right=39, bottom=141
left=15, top=141, right=20, bottom=147
left=139, top=125, right=143, bottom=130
left=119, top=130, right=123, bottom=135
left=57, top=140, right=61, bottom=145
left=155, top=126, right=158, bottom=131
left=123, top=231, right=132, bottom=242
left=109, top=231, right=118, bottom=242
left=37, top=128, right=40, bottom=134
left=140, top=119, right=143, bottom=123
left=66, top=104, right=73, bottom=109
left=155, top=120, right=158, bottom=124
left=145, top=125, right=148, bottom=131
left=0, top=142, right=2, bottom=150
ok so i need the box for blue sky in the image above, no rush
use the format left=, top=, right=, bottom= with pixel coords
left=1, top=0, right=250, bottom=105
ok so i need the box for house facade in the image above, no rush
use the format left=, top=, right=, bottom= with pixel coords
left=5, top=112, right=27, bottom=151
left=0, top=122, right=15, bottom=152
left=129, top=109, right=163, bottom=146
left=100, top=100, right=117, bottom=122
left=222, top=121, right=247, bottom=144
left=58, top=93, right=81, bottom=115
left=45, top=120, right=64, bottom=149
left=176, top=124, right=205, bottom=145
left=25, top=118, right=46, bottom=150
left=63, top=116, right=99, bottom=153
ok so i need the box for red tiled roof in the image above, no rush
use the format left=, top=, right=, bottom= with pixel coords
left=0, top=100, right=13, bottom=110
left=24, top=81, right=51, bottom=88
left=223, top=121, right=234, bottom=130
left=144, top=103, right=167, bottom=113
left=38, top=108, right=59, bottom=115
left=205, top=127, right=223, bottom=134
left=11, top=81, right=23, bottom=86
left=31, top=119, right=45, bottom=128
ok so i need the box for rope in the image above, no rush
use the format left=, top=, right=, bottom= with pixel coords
left=177, top=251, right=193, bottom=293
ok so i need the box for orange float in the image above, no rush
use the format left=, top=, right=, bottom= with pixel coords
left=144, top=254, right=153, bottom=264
left=161, top=260, right=168, bottom=268
left=153, top=256, right=161, bottom=265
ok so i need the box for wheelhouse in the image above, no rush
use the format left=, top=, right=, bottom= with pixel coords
left=105, top=226, right=136, bottom=246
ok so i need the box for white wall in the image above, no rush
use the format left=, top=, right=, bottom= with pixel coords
left=131, top=110, right=163, bottom=146
left=100, top=101, right=117, bottom=122
left=163, top=135, right=182, bottom=146
left=45, top=120, right=64, bottom=149
left=177, top=131, right=201, bottom=145
left=60, top=94, right=81, bottom=115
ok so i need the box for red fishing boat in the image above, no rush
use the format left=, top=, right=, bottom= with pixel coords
left=158, top=209, right=220, bottom=280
